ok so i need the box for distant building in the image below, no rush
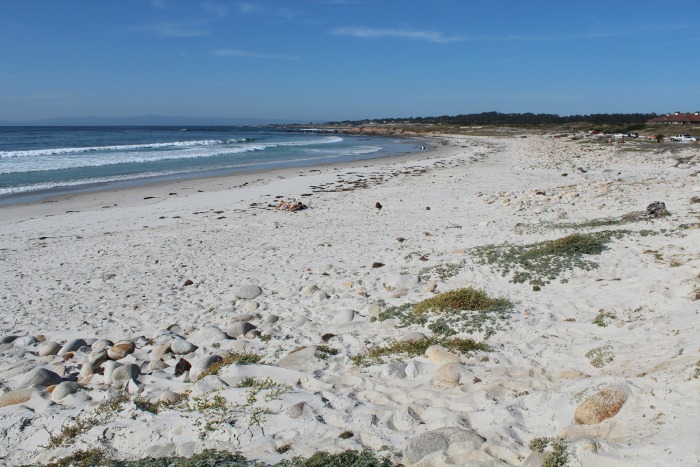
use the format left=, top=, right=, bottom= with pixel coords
left=648, top=112, right=700, bottom=125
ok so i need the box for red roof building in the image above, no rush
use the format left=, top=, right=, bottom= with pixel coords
left=648, top=112, right=700, bottom=124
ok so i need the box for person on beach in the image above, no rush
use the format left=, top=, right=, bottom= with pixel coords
left=276, top=199, right=306, bottom=212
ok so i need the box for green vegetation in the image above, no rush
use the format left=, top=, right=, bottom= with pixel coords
left=133, top=395, right=160, bottom=414
left=528, top=437, right=551, bottom=453
left=45, top=449, right=110, bottom=467
left=46, top=448, right=393, bottom=467
left=277, top=449, right=392, bottom=467
left=352, top=335, right=490, bottom=367
left=187, top=393, right=231, bottom=432
left=471, top=231, right=628, bottom=287
left=419, top=261, right=465, bottom=281
left=186, top=377, right=289, bottom=432
left=542, top=438, right=569, bottom=467
left=372, top=288, right=513, bottom=338
left=196, top=352, right=262, bottom=380
left=328, top=111, right=659, bottom=127
left=586, top=345, right=614, bottom=368
left=413, top=287, right=510, bottom=315
left=46, top=393, right=129, bottom=448
left=528, top=437, right=569, bottom=467
left=315, top=345, right=339, bottom=360
left=592, top=310, right=617, bottom=327
left=46, top=449, right=249, bottom=467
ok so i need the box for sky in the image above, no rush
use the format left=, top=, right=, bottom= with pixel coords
left=1, top=0, right=699, bottom=122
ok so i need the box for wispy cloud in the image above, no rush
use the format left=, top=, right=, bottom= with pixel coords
left=332, top=25, right=679, bottom=44
left=138, top=22, right=210, bottom=37
left=202, top=1, right=230, bottom=18
left=211, top=49, right=299, bottom=60
left=150, top=0, right=169, bottom=10
left=332, top=26, right=463, bottom=44
left=235, top=2, right=299, bottom=20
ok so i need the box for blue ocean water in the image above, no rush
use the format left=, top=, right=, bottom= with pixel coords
left=0, top=126, right=420, bottom=204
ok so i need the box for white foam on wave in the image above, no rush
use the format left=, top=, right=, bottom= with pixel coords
left=0, top=142, right=379, bottom=196
left=0, top=136, right=342, bottom=160
left=0, top=136, right=346, bottom=174
left=0, top=139, right=236, bottom=159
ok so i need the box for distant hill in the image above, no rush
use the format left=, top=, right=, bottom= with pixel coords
left=0, top=115, right=303, bottom=126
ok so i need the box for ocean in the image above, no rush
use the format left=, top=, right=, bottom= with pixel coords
left=0, top=126, right=421, bottom=205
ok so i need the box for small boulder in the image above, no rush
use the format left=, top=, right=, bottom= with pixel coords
left=189, top=355, right=223, bottom=380
left=389, top=274, right=421, bottom=290
left=51, top=381, right=81, bottom=401
left=19, top=368, right=63, bottom=388
left=159, top=390, right=182, bottom=405
left=312, top=290, right=329, bottom=304
left=433, top=362, right=463, bottom=388
left=0, top=336, right=19, bottom=344
left=264, top=314, right=280, bottom=324
left=13, top=336, right=37, bottom=347
left=646, top=201, right=667, bottom=218
left=144, top=443, right=177, bottom=459
left=170, top=338, right=197, bottom=355
left=401, top=332, right=427, bottom=342
left=91, top=339, right=114, bottom=352
left=574, top=383, right=630, bottom=425
left=425, top=345, right=460, bottom=365
left=227, top=322, right=256, bottom=338
left=277, top=346, right=317, bottom=370
left=107, top=341, right=136, bottom=360
left=38, top=341, right=61, bottom=357
left=0, top=388, right=35, bottom=408
left=403, top=427, right=485, bottom=465
left=379, top=362, right=407, bottom=380
left=58, top=338, right=87, bottom=356
left=148, top=360, right=169, bottom=372
left=112, top=363, right=141, bottom=388
left=193, top=375, right=228, bottom=394
left=149, top=343, right=171, bottom=361
left=187, top=326, right=229, bottom=346
left=88, top=350, right=109, bottom=366
left=174, top=358, right=192, bottom=377
left=332, top=309, right=355, bottom=324
left=242, top=301, right=259, bottom=313
left=102, top=361, right=122, bottom=385
left=234, top=284, right=263, bottom=300
left=285, top=401, right=307, bottom=419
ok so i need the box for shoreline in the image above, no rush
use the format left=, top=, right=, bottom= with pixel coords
left=0, top=135, right=441, bottom=223
left=0, top=134, right=433, bottom=214
left=1, top=133, right=698, bottom=465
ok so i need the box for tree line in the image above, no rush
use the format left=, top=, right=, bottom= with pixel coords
left=328, top=112, right=659, bottom=126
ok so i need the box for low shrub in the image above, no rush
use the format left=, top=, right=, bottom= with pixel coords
left=470, top=230, right=628, bottom=287
left=352, top=336, right=490, bottom=367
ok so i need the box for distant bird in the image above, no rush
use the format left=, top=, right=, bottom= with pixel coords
left=375, top=202, right=382, bottom=212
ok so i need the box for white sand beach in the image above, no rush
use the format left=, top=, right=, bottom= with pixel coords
left=1, top=133, right=699, bottom=466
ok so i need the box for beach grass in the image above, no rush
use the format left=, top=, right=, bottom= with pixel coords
left=372, top=287, right=513, bottom=338
left=351, top=335, right=490, bottom=367
left=470, top=230, right=629, bottom=288
left=45, top=448, right=393, bottom=467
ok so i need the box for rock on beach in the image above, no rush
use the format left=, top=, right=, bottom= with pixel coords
left=234, top=284, right=263, bottom=300
left=574, top=383, right=630, bottom=425
left=403, top=427, right=486, bottom=465
left=19, top=367, right=63, bottom=388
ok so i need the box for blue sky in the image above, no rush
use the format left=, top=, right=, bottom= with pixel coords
left=1, top=0, right=699, bottom=122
